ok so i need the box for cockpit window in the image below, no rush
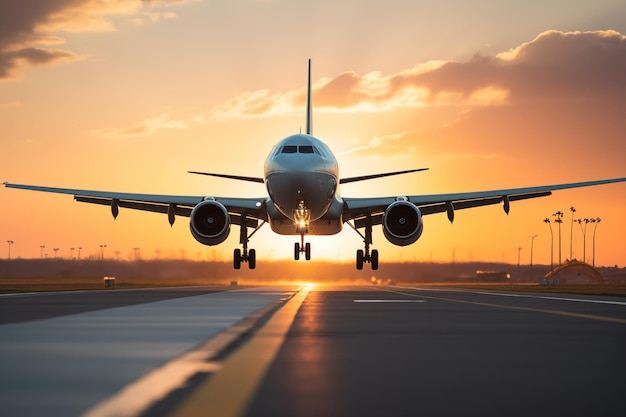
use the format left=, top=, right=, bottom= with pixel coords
left=299, top=145, right=314, bottom=154
left=279, top=145, right=323, bottom=155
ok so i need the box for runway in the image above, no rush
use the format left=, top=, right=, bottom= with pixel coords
left=1, top=285, right=625, bottom=417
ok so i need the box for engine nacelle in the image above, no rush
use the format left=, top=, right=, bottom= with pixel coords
left=189, top=200, right=230, bottom=246
left=382, top=200, right=424, bottom=246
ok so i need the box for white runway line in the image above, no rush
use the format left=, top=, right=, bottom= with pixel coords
left=474, top=291, right=626, bottom=306
left=353, top=299, right=426, bottom=303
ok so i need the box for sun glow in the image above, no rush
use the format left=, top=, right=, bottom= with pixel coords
left=0, top=0, right=624, bottom=269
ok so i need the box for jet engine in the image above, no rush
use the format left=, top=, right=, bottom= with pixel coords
left=382, top=200, right=423, bottom=246
left=189, top=200, right=230, bottom=246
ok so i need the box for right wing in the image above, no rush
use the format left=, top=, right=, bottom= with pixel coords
left=343, top=177, right=626, bottom=227
left=3, top=182, right=267, bottom=226
left=340, top=168, right=429, bottom=184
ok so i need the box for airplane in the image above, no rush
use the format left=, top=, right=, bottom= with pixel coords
left=4, top=60, right=626, bottom=270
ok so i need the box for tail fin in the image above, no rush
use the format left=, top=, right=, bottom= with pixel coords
left=306, top=59, right=312, bottom=135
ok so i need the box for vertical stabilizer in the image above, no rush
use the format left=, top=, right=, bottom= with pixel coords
left=306, top=59, right=312, bottom=135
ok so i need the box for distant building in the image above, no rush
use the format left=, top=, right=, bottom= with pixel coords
left=475, top=270, right=511, bottom=282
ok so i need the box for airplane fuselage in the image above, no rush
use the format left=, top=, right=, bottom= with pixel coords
left=264, top=134, right=343, bottom=235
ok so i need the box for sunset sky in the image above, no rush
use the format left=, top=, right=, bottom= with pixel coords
left=1, top=0, right=625, bottom=267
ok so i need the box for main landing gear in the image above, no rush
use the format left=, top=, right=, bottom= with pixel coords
left=234, top=247, right=255, bottom=270
left=233, top=216, right=265, bottom=270
left=349, top=214, right=379, bottom=270
left=294, top=233, right=311, bottom=261
left=357, top=248, right=378, bottom=271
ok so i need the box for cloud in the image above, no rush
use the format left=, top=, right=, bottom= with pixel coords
left=0, top=100, right=23, bottom=109
left=443, top=153, right=497, bottom=160
left=337, top=132, right=409, bottom=157
left=212, top=30, right=626, bottom=119
left=0, top=0, right=194, bottom=80
left=93, top=114, right=188, bottom=138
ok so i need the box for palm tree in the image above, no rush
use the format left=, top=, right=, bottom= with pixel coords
left=591, top=218, right=602, bottom=267
left=543, top=218, right=554, bottom=271
left=576, top=218, right=590, bottom=263
left=569, top=206, right=576, bottom=260
left=553, top=211, right=564, bottom=265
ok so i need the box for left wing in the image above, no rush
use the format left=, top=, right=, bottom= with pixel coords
left=2, top=182, right=267, bottom=226
left=343, top=177, right=626, bottom=226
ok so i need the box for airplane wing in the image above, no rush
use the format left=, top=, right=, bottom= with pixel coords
left=340, top=168, right=429, bottom=184
left=2, top=182, right=267, bottom=226
left=343, top=177, right=626, bottom=226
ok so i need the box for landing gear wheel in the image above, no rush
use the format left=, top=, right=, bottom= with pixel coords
left=294, top=242, right=300, bottom=261
left=356, top=249, right=364, bottom=270
left=234, top=215, right=265, bottom=269
left=305, top=242, right=311, bottom=261
left=371, top=249, right=379, bottom=270
left=234, top=248, right=242, bottom=270
left=248, top=249, right=256, bottom=270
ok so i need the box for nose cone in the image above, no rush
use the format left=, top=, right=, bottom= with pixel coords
left=266, top=171, right=337, bottom=221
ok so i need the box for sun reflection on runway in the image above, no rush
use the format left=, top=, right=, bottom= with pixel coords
left=283, top=288, right=339, bottom=416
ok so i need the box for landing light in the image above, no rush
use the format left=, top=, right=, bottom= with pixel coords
left=293, top=201, right=311, bottom=233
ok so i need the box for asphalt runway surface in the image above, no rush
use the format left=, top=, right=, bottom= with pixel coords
left=1, top=285, right=625, bottom=417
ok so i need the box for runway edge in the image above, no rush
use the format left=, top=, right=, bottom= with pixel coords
left=166, top=285, right=312, bottom=417
left=79, top=286, right=305, bottom=417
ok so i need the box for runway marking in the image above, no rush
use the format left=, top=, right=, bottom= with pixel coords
left=353, top=299, right=426, bottom=303
left=170, top=284, right=312, bottom=417
left=0, top=290, right=90, bottom=298
left=368, top=287, right=626, bottom=325
left=474, top=291, right=626, bottom=306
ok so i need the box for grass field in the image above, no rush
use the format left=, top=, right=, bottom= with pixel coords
left=2, top=277, right=626, bottom=297
left=0, top=276, right=227, bottom=293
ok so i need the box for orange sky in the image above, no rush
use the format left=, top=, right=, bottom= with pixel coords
left=1, top=1, right=625, bottom=267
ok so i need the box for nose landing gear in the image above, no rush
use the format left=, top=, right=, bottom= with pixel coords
left=293, top=200, right=312, bottom=261
left=294, top=233, right=311, bottom=261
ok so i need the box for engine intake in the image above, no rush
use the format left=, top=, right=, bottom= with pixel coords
left=189, top=200, right=230, bottom=245
left=382, top=200, right=423, bottom=246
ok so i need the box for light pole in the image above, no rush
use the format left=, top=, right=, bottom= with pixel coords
left=569, top=206, right=576, bottom=260
left=553, top=211, right=563, bottom=265
left=40, top=245, right=45, bottom=259
left=530, top=234, right=538, bottom=281
left=517, top=246, right=522, bottom=280
left=53, top=248, right=59, bottom=259
left=100, top=244, right=107, bottom=260
left=543, top=218, right=554, bottom=271
left=7, top=240, right=14, bottom=260
left=70, top=247, right=75, bottom=259
left=591, top=217, right=601, bottom=268
left=78, top=247, right=82, bottom=260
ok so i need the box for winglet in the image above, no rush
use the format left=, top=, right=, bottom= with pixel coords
left=306, top=59, right=312, bottom=135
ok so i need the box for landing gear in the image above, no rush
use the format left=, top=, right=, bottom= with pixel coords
left=233, top=215, right=264, bottom=270
left=356, top=248, right=378, bottom=270
left=234, top=248, right=256, bottom=270
left=294, top=234, right=311, bottom=261
left=350, top=214, right=379, bottom=270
